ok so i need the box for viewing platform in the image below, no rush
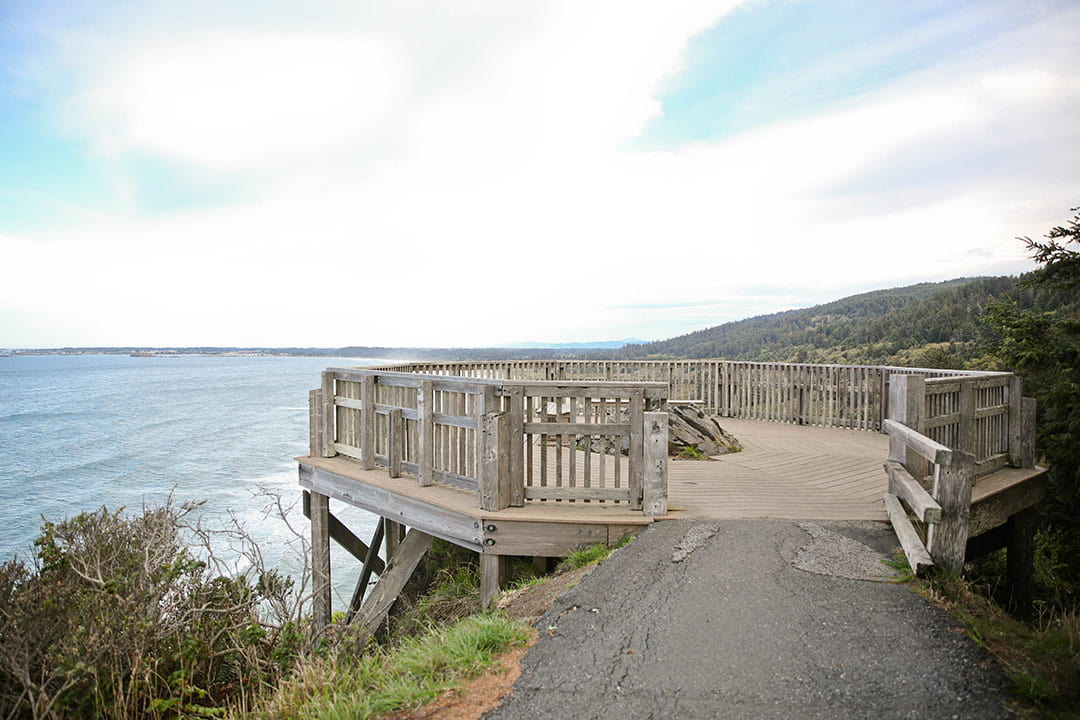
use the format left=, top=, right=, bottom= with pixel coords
left=298, top=359, right=1046, bottom=636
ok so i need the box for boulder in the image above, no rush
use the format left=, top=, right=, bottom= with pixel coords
left=575, top=402, right=740, bottom=459
left=667, top=403, right=741, bottom=459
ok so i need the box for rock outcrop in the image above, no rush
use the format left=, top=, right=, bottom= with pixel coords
left=667, top=403, right=741, bottom=459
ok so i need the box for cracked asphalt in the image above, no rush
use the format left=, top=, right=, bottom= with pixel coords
left=485, top=519, right=1008, bottom=720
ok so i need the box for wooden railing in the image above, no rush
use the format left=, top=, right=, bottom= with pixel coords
left=309, top=369, right=670, bottom=516
left=882, top=373, right=1036, bottom=573
left=369, top=359, right=997, bottom=432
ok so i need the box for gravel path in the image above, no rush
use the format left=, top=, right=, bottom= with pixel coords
left=485, top=519, right=1008, bottom=720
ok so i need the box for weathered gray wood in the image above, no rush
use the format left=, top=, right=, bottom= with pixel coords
left=1007, top=375, right=1023, bottom=467
left=883, top=493, right=934, bottom=577
left=883, top=419, right=953, bottom=468
left=884, top=460, right=942, bottom=524
left=360, top=375, right=375, bottom=470
left=508, top=386, right=524, bottom=507
left=927, top=450, right=975, bottom=573
left=886, top=375, right=927, bottom=480
left=480, top=520, right=617, bottom=556
left=629, top=390, right=644, bottom=510
left=1019, top=396, right=1036, bottom=468
left=346, top=519, right=385, bottom=623
left=350, top=530, right=434, bottom=646
left=1007, top=506, right=1037, bottom=617
left=418, top=380, right=434, bottom=486
left=384, top=518, right=404, bottom=560
left=524, top=421, right=630, bottom=435
left=643, top=411, right=668, bottom=517
left=303, top=491, right=386, bottom=573
left=432, top=413, right=478, bottom=430
left=480, top=553, right=510, bottom=609
left=321, top=372, right=336, bottom=458
left=299, top=462, right=482, bottom=550
left=309, top=490, right=332, bottom=629
left=969, top=470, right=1046, bottom=537
left=388, top=408, right=402, bottom=478
left=958, top=380, right=974, bottom=455
left=479, top=411, right=509, bottom=511
left=309, top=388, right=324, bottom=457
left=524, top=486, right=632, bottom=501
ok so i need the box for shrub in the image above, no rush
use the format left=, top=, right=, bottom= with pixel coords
left=0, top=502, right=304, bottom=719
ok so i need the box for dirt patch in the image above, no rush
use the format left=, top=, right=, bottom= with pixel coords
left=385, top=642, right=533, bottom=720
left=496, top=564, right=596, bottom=625
left=383, top=564, right=596, bottom=720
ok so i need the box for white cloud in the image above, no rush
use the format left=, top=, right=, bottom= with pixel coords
left=3, top=1, right=1079, bottom=347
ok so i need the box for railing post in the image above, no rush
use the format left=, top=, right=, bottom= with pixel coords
left=629, top=389, right=644, bottom=510
left=360, top=375, right=375, bottom=470
left=888, top=374, right=926, bottom=483
left=643, top=411, right=668, bottom=516
left=507, top=385, right=525, bottom=506
left=320, top=371, right=336, bottom=458
left=1019, top=396, right=1037, bottom=468
left=479, top=410, right=510, bottom=511
left=1007, top=375, right=1024, bottom=467
left=928, top=450, right=975, bottom=573
left=417, top=380, right=434, bottom=485
left=957, top=379, right=974, bottom=456
left=309, top=388, right=325, bottom=457
left=388, top=408, right=403, bottom=478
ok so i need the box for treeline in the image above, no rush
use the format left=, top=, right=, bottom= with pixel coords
left=613, top=275, right=1078, bottom=369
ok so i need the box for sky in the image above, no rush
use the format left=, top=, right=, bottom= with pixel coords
left=1, top=0, right=1078, bottom=349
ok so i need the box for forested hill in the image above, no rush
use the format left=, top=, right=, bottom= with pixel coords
left=615, top=275, right=1073, bottom=368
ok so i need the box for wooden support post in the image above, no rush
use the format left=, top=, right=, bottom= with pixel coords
left=418, top=380, right=434, bottom=486
left=361, top=375, right=375, bottom=470
left=480, top=553, right=510, bottom=609
left=628, top=390, right=644, bottom=511
left=384, top=518, right=404, bottom=560
left=1008, top=375, right=1024, bottom=467
left=643, top=411, right=668, bottom=517
left=927, top=451, right=975, bottom=573
left=388, top=408, right=403, bottom=478
left=1019, top=397, right=1037, bottom=468
left=303, top=491, right=385, bottom=573
left=508, top=386, right=525, bottom=507
left=346, top=519, right=385, bottom=623
left=1007, top=507, right=1037, bottom=618
left=888, top=374, right=926, bottom=484
left=309, top=491, right=332, bottom=629
left=320, top=372, right=336, bottom=458
left=350, top=530, right=434, bottom=647
left=479, top=411, right=510, bottom=511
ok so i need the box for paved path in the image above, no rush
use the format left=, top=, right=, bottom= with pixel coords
left=487, top=520, right=1008, bottom=720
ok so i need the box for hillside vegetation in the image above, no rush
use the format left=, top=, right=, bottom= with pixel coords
left=615, top=276, right=1077, bottom=369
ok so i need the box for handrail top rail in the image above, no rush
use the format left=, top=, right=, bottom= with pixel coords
left=883, top=418, right=953, bottom=468
left=923, top=371, right=1012, bottom=385
left=325, top=367, right=669, bottom=392
left=371, top=359, right=1006, bottom=377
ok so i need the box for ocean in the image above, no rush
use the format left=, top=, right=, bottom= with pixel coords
left=0, top=353, right=386, bottom=609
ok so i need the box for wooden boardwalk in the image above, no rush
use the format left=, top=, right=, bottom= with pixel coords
left=668, top=418, right=889, bottom=521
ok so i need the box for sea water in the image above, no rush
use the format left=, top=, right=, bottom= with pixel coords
left=0, top=353, right=385, bottom=609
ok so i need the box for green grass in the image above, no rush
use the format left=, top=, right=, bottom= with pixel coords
left=559, top=534, right=635, bottom=571
left=251, top=613, right=531, bottom=720
left=882, top=550, right=916, bottom=583
left=901, top=569, right=1080, bottom=719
